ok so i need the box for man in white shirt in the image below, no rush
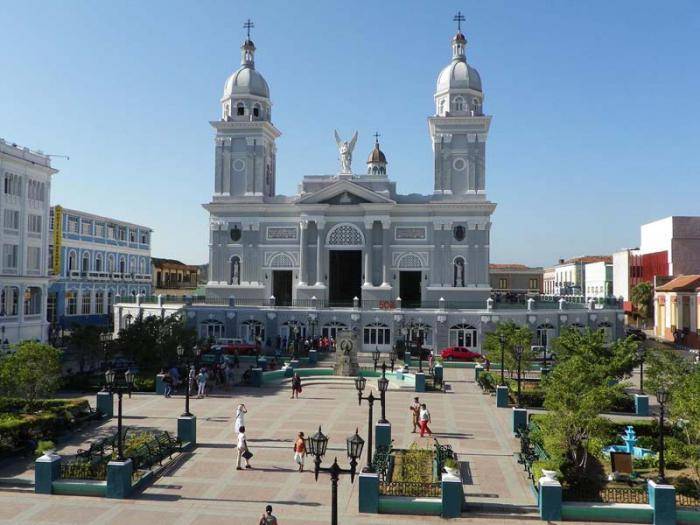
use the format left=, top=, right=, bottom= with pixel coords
left=419, top=404, right=433, bottom=437
left=237, top=425, right=251, bottom=470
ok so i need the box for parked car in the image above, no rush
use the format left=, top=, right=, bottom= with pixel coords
left=625, top=328, right=647, bottom=341
left=213, top=338, right=258, bottom=356
left=440, top=346, right=481, bottom=361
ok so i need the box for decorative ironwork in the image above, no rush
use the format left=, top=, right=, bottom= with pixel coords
left=327, top=224, right=364, bottom=246
left=60, top=459, right=107, bottom=481
left=434, top=439, right=455, bottom=473
left=676, top=493, right=700, bottom=509
left=562, top=487, right=649, bottom=504
left=372, top=445, right=392, bottom=482
left=268, top=253, right=295, bottom=268
left=397, top=253, right=424, bottom=269
left=379, top=480, right=441, bottom=497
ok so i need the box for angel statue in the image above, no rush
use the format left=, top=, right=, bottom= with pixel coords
left=334, top=130, right=358, bottom=174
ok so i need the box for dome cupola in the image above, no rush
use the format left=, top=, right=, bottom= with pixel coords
left=366, top=133, right=387, bottom=176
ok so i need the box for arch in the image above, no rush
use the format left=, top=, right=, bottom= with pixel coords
left=119, top=256, right=126, bottom=274
left=23, top=287, right=41, bottom=316
left=453, top=96, right=465, bottom=111
left=453, top=257, right=465, bottom=287
left=0, top=286, right=20, bottom=316
left=241, top=319, right=265, bottom=343
left=107, top=254, right=115, bottom=273
left=124, top=313, right=133, bottom=329
left=139, top=257, right=146, bottom=274
left=597, top=320, right=613, bottom=342
left=236, top=102, right=245, bottom=116
left=252, top=103, right=261, bottom=118
left=281, top=320, right=307, bottom=341
left=397, top=253, right=423, bottom=269
left=322, top=321, right=346, bottom=340
left=269, top=252, right=295, bottom=269
left=81, top=252, right=90, bottom=273
left=230, top=256, right=241, bottom=284
left=449, top=323, right=477, bottom=348
left=95, top=253, right=103, bottom=272
left=326, top=223, right=365, bottom=247
left=67, top=250, right=78, bottom=272
left=439, top=99, right=446, bottom=115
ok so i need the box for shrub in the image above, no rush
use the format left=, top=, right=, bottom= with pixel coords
left=477, top=372, right=496, bottom=392
left=532, top=458, right=564, bottom=481
left=510, top=390, right=545, bottom=408
left=34, top=440, right=55, bottom=457
left=664, top=437, right=690, bottom=470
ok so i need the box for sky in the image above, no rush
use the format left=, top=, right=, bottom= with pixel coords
left=2, top=0, right=699, bottom=267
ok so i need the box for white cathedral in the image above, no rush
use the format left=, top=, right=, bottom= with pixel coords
left=116, top=22, right=623, bottom=352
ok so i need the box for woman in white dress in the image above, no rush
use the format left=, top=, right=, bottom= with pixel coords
left=235, top=403, right=247, bottom=432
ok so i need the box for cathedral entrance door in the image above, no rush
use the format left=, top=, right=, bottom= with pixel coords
left=399, top=271, right=422, bottom=308
left=272, top=270, right=293, bottom=306
left=328, top=250, right=362, bottom=307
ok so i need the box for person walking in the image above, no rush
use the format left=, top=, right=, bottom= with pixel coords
left=235, top=403, right=247, bottom=432
left=419, top=403, right=433, bottom=437
left=236, top=425, right=252, bottom=470
left=291, top=373, right=302, bottom=399
left=409, top=397, right=421, bottom=433
left=188, top=365, right=196, bottom=396
left=259, top=505, right=278, bottom=525
left=294, top=431, right=306, bottom=472
left=162, top=371, right=173, bottom=398
left=196, top=368, right=207, bottom=399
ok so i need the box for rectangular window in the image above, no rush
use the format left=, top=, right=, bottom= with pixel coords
left=47, top=293, right=57, bottom=323
left=27, top=246, right=41, bottom=271
left=95, top=223, right=105, bottom=237
left=107, top=225, right=115, bottom=239
left=528, top=278, right=538, bottom=290
left=3, top=244, right=18, bottom=270
left=498, top=278, right=508, bottom=290
left=118, top=227, right=126, bottom=241
left=81, top=221, right=92, bottom=235
left=140, top=232, right=148, bottom=244
left=67, top=217, right=79, bottom=233
left=3, top=209, right=19, bottom=230
left=66, top=293, right=77, bottom=315
left=28, top=214, right=42, bottom=234
left=129, top=230, right=136, bottom=242
left=81, top=293, right=91, bottom=315
left=95, top=291, right=104, bottom=314
left=3, top=173, right=22, bottom=196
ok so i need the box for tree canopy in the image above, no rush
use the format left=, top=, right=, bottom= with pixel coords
left=482, top=320, right=536, bottom=375
left=0, top=342, right=63, bottom=402
left=630, top=281, right=653, bottom=321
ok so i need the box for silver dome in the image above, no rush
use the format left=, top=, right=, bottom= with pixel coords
left=223, top=66, right=270, bottom=99
left=436, top=60, right=482, bottom=93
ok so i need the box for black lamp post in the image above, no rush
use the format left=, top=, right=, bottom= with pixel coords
left=499, top=333, right=506, bottom=386
left=514, top=344, right=524, bottom=408
left=378, top=362, right=389, bottom=424
left=354, top=375, right=375, bottom=472
left=638, top=347, right=646, bottom=395
left=541, top=345, right=548, bottom=369
left=176, top=345, right=192, bottom=417
left=389, top=347, right=397, bottom=372
left=372, top=347, right=380, bottom=371
left=308, top=426, right=364, bottom=525
left=104, top=368, right=135, bottom=461
left=656, top=386, right=670, bottom=483
left=416, top=332, right=424, bottom=373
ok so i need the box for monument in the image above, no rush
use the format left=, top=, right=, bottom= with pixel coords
left=334, top=130, right=358, bottom=175
left=334, top=329, right=360, bottom=376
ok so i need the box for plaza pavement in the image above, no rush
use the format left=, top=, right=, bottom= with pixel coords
left=0, top=368, right=632, bottom=524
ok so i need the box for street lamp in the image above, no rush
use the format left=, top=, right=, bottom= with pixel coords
left=637, top=347, right=646, bottom=395
left=656, top=386, right=670, bottom=483
left=176, top=345, right=192, bottom=417
left=499, top=333, right=506, bottom=386
left=104, top=368, right=135, bottom=461
left=514, top=344, right=524, bottom=408
left=378, top=362, right=389, bottom=424
left=309, top=426, right=364, bottom=525
left=389, top=346, right=397, bottom=372
left=416, top=331, right=424, bottom=373
left=354, top=375, right=376, bottom=472
left=372, top=347, right=380, bottom=371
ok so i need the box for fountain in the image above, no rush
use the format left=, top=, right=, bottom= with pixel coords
left=603, top=425, right=655, bottom=459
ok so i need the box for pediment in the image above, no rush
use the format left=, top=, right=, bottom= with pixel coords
left=297, top=179, right=394, bottom=205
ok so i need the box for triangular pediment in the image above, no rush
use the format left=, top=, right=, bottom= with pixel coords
left=297, top=179, right=395, bottom=205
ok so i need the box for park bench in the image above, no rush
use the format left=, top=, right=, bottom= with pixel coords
left=155, top=431, right=182, bottom=455
left=76, top=427, right=130, bottom=461
left=68, top=402, right=101, bottom=428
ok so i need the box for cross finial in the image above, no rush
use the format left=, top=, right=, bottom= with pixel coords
left=373, top=131, right=380, bottom=144
left=453, top=11, right=466, bottom=32
left=244, top=19, right=254, bottom=39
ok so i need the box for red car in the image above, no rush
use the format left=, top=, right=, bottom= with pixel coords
left=440, top=346, right=481, bottom=361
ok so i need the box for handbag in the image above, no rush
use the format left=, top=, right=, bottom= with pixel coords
left=243, top=449, right=254, bottom=460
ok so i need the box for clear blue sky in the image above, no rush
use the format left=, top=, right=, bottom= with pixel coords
left=3, top=0, right=699, bottom=266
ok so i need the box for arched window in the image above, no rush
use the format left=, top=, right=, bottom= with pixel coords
left=453, top=257, right=465, bottom=287
left=449, top=323, right=477, bottom=348
left=536, top=323, right=555, bottom=348
left=230, top=256, right=241, bottom=285
left=241, top=320, right=265, bottom=343
left=439, top=99, right=446, bottom=115
left=119, top=257, right=126, bottom=274
left=570, top=322, right=586, bottom=334
left=281, top=320, right=306, bottom=341
left=124, top=313, right=133, bottom=329
left=322, top=321, right=346, bottom=340
left=95, top=253, right=103, bottom=272
left=139, top=258, right=145, bottom=275
left=82, top=252, right=90, bottom=274
left=453, top=96, right=465, bottom=111
left=253, top=104, right=260, bottom=118
left=107, top=254, right=115, bottom=273
left=326, top=223, right=364, bottom=248
left=472, top=98, right=481, bottom=115
left=68, top=251, right=77, bottom=272
left=236, top=102, right=245, bottom=116
left=363, top=322, right=391, bottom=350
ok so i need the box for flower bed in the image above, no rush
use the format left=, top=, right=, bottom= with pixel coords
left=378, top=443, right=444, bottom=498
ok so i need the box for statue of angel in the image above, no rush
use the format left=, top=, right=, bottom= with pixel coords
left=334, top=130, right=358, bottom=173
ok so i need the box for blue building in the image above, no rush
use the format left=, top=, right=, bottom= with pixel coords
left=48, top=206, right=152, bottom=333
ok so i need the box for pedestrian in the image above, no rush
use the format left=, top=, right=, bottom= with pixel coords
left=236, top=425, right=252, bottom=470
left=259, top=505, right=278, bottom=525
left=409, top=397, right=421, bottom=433
left=196, top=368, right=207, bottom=398
left=169, top=365, right=181, bottom=392
left=294, top=431, right=306, bottom=472
left=162, top=371, right=173, bottom=398
left=188, top=365, right=196, bottom=396
left=233, top=350, right=240, bottom=369
left=291, top=373, right=302, bottom=399
left=419, top=403, right=433, bottom=437
left=428, top=351, right=435, bottom=372
left=235, top=403, right=247, bottom=432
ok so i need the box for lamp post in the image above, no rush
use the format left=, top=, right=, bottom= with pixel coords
left=638, top=347, right=646, bottom=395
left=514, top=344, right=524, bottom=408
left=176, top=345, right=192, bottom=417
left=308, top=426, right=364, bottom=525
left=389, top=347, right=397, bottom=372
left=354, top=375, right=375, bottom=472
left=372, top=347, right=380, bottom=371
left=378, top=362, right=389, bottom=424
left=656, top=386, right=670, bottom=483
left=499, top=333, right=506, bottom=386
left=416, top=332, right=424, bottom=373
left=104, top=368, right=135, bottom=461
left=541, top=345, right=548, bottom=369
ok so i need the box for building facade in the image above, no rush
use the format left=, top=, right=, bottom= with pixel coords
left=552, top=256, right=611, bottom=296
left=152, top=257, right=198, bottom=292
left=48, top=206, right=152, bottom=333
left=0, top=139, right=56, bottom=344
left=641, top=217, right=700, bottom=276
left=489, top=264, right=543, bottom=297
left=653, top=275, right=700, bottom=348
left=584, top=261, right=613, bottom=300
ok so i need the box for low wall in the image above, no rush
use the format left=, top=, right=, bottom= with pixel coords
left=262, top=368, right=334, bottom=383
left=378, top=496, right=442, bottom=515
left=561, top=502, right=653, bottom=523
left=679, top=509, right=700, bottom=524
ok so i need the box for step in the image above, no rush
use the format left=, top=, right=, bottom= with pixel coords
left=463, top=502, right=540, bottom=520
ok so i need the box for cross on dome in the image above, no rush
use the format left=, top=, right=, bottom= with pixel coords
left=453, top=11, right=465, bottom=32
left=244, top=19, right=254, bottom=40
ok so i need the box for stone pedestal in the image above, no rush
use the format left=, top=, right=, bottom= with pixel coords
left=512, top=407, right=527, bottom=434
left=251, top=367, right=263, bottom=387
left=538, top=477, right=562, bottom=521
left=404, top=351, right=412, bottom=367
left=177, top=415, right=197, bottom=446
left=648, top=480, right=676, bottom=525
left=96, top=391, right=114, bottom=418
left=635, top=394, right=650, bottom=417
left=441, top=473, right=464, bottom=518
left=35, top=452, right=61, bottom=494
left=334, top=329, right=359, bottom=376
left=474, top=364, right=484, bottom=383
left=283, top=365, right=294, bottom=378
left=257, top=357, right=268, bottom=371
left=375, top=422, right=391, bottom=449
left=496, top=385, right=509, bottom=408
left=358, top=472, right=379, bottom=513
left=155, top=374, right=165, bottom=395
left=308, top=349, right=318, bottom=365
left=106, top=459, right=133, bottom=499
left=415, top=372, right=426, bottom=393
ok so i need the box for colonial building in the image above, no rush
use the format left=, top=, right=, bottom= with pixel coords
left=48, top=206, right=152, bottom=333
left=552, top=255, right=611, bottom=296
left=653, top=275, right=700, bottom=348
left=489, top=264, right=543, bottom=297
left=152, top=257, right=198, bottom=292
left=584, top=260, right=613, bottom=300
left=0, top=139, right=56, bottom=344
left=114, top=22, right=625, bottom=353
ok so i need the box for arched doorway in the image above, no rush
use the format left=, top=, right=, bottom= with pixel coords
left=326, top=224, right=364, bottom=307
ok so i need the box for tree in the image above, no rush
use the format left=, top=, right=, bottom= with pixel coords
left=630, top=281, right=653, bottom=327
left=67, top=324, right=104, bottom=373
left=645, top=347, right=692, bottom=394
left=668, top=368, right=700, bottom=496
left=482, top=321, right=536, bottom=377
left=0, top=342, right=63, bottom=403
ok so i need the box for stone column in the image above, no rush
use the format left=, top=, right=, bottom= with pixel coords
left=381, top=222, right=390, bottom=286
left=298, top=220, right=308, bottom=286
left=315, top=221, right=325, bottom=286
left=363, top=220, right=374, bottom=287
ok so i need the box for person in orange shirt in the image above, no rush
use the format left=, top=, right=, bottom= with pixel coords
left=294, top=432, right=306, bottom=472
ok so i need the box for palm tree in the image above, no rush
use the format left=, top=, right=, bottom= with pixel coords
left=630, top=281, right=653, bottom=328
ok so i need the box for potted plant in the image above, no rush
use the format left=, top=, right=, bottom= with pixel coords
left=443, top=458, right=460, bottom=477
